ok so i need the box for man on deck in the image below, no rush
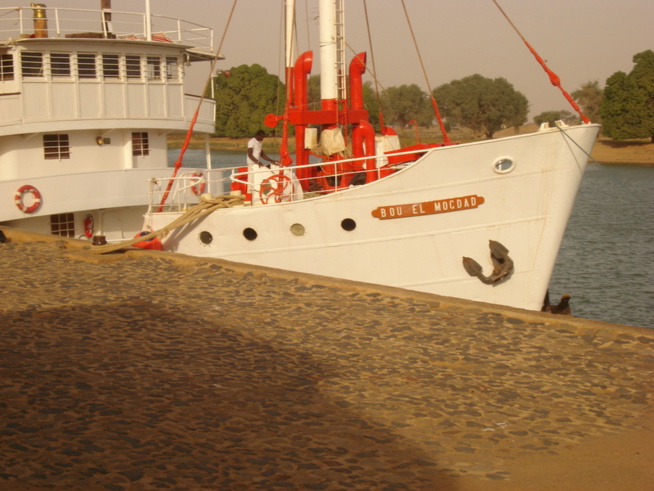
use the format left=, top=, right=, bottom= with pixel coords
left=247, top=130, right=278, bottom=170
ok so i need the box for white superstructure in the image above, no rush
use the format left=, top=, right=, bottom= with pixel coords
left=0, top=3, right=216, bottom=240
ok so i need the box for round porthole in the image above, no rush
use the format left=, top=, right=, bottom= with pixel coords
left=341, top=218, right=356, bottom=231
left=493, top=157, right=516, bottom=174
left=290, top=223, right=305, bottom=236
left=199, top=231, right=213, bottom=245
left=243, top=228, right=258, bottom=241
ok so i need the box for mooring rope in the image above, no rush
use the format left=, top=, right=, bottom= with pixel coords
left=91, top=195, right=243, bottom=255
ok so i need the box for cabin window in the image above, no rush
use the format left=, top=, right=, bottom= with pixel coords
left=132, top=132, right=149, bottom=156
left=50, top=53, right=71, bottom=77
left=102, top=54, right=120, bottom=80
left=0, top=54, right=14, bottom=81
left=146, top=56, right=161, bottom=81
left=21, top=51, right=43, bottom=78
left=50, top=213, right=75, bottom=238
left=43, top=134, right=70, bottom=160
left=126, top=55, right=142, bottom=80
left=165, top=56, right=179, bottom=81
left=77, top=53, right=97, bottom=79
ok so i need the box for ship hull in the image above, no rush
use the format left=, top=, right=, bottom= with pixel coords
left=150, top=123, right=600, bottom=310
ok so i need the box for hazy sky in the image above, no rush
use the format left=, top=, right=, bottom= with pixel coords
left=49, top=0, right=653, bottom=119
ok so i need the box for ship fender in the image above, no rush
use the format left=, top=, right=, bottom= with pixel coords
left=14, top=185, right=42, bottom=213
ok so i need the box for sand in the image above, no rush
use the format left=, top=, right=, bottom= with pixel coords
left=1, top=227, right=652, bottom=490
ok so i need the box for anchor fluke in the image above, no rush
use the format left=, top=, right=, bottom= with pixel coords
left=462, top=240, right=514, bottom=284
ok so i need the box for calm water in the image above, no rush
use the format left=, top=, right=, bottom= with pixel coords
left=171, top=150, right=653, bottom=329
left=549, top=164, right=653, bottom=329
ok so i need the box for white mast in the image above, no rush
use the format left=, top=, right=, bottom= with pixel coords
left=285, top=0, right=296, bottom=69
left=145, top=0, right=152, bottom=41
left=319, top=0, right=337, bottom=102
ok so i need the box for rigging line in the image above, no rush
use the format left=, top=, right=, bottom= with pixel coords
left=158, top=0, right=238, bottom=211
left=557, top=126, right=646, bottom=209
left=400, top=0, right=450, bottom=143
left=344, top=41, right=386, bottom=92
left=362, top=0, right=385, bottom=129
left=491, top=0, right=590, bottom=124
left=556, top=126, right=596, bottom=163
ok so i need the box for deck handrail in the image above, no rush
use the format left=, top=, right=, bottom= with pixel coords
left=0, top=6, right=213, bottom=53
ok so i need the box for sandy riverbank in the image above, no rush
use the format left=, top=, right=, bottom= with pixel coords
left=1, top=227, right=653, bottom=490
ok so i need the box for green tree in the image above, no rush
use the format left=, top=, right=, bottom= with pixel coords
left=600, top=50, right=654, bottom=142
left=380, top=84, right=433, bottom=128
left=572, top=80, right=603, bottom=123
left=433, top=74, right=528, bottom=139
left=211, top=64, right=285, bottom=137
left=533, top=110, right=579, bottom=126
left=362, top=80, right=380, bottom=128
left=307, top=74, right=321, bottom=110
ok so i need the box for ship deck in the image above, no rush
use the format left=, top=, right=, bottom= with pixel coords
left=0, top=227, right=652, bottom=490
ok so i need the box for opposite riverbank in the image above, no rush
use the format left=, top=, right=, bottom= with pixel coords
left=170, top=131, right=654, bottom=166
left=1, top=227, right=652, bottom=490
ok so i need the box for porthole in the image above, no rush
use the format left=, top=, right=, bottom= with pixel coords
left=493, top=157, right=516, bottom=174
left=199, top=231, right=213, bottom=245
left=341, top=218, right=356, bottom=231
left=243, top=227, right=258, bottom=241
left=290, top=223, right=305, bottom=236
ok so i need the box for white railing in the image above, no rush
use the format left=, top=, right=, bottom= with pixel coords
left=147, top=149, right=434, bottom=213
left=0, top=6, right=213, bottom=53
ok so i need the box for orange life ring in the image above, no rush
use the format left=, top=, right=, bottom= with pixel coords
left=191, top=172, right=206, bottom=196
left=14, top=185, right=42, bottom=213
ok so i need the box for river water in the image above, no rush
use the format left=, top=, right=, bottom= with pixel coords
left=170, top=150, right=653, bottom=330
left=549, top=164, right=653, bottom=330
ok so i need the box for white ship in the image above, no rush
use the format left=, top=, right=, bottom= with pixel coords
left=4, top=1, right=600, bottom=312
left=0, top=1, right=216, bottom=241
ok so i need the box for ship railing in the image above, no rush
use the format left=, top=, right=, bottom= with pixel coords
left=0, top=6, right=213, bottom=52
left=147, top=147, right=435, bottom=213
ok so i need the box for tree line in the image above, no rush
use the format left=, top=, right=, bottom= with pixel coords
left=210, top=49, right=653, bottom=143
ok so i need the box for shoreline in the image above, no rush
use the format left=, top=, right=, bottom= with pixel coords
left=169, top=135, right=654, bottom=166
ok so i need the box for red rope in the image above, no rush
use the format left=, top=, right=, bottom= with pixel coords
left=157, top=0, right=238, bottom=212
left=491, top=0, right=589, bottom=124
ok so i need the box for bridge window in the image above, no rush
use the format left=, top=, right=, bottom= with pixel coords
left=102, top=54, right=120, bottom=79
left=132, top=132, right=149, bottom=156
left=126, top=55, right=142, bottom=80
left=21, top=52, right=43, bottom=78
left=50, top=53, right=71, bottom=77
left=77, top=53, right=97, bottom=79
left=165, top=57, right=179, bottom=81
left=146, top=56, right=161, bottom=81
left=0, top=54, right=14, bottom=81
left=43, top=134, right=70, bottom=160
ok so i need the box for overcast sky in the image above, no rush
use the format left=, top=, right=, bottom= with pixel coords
left=54, top=0, right=653, bottom=119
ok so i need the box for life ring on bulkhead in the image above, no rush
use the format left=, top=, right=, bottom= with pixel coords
left=14, top=185, right=42, bottom=213
left=190, top=172, right=206, bottom=196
